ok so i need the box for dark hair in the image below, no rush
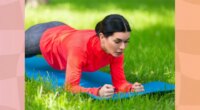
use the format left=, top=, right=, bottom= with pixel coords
left=95, top=14, right=131, bottom=37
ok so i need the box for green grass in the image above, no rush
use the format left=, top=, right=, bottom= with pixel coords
left=25, top=0, right=175, bottom=109
left=26, top=76, right=174, bottom=110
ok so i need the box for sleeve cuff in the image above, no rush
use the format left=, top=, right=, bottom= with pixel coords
left=116, top=83, right=133, bottom=92
left=88, top=87, right=101, bottom=96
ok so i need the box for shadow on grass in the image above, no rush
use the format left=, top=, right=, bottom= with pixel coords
left=47, top=0, right=174, bottom=13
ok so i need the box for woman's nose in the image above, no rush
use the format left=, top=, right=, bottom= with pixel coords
left=119, top=42, right=125, bottom=50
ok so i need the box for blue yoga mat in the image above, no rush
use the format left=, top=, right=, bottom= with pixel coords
left=25, top=56, right=175, bottom=100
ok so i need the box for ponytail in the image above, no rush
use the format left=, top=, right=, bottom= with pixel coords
left=95, top=21, right=102, bottom=36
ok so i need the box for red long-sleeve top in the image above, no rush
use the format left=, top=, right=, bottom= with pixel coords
left=40, top=25, right=132, bottom=96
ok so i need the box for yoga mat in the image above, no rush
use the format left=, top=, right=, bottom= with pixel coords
left=25, top=56, right=175, bottom=100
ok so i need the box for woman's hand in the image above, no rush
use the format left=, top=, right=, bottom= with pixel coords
left=131, top=82, right=144, bottom=92
left=98, top=84, right=115, bottom=98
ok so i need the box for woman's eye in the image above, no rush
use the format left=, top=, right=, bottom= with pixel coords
left=114, top=40, right=121, bottom=44
left=124, top=41, right=129, bottom=43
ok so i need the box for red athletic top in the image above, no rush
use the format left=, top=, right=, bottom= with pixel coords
left=40, top=25, right=132, bottom=96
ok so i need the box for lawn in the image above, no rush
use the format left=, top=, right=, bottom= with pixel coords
left=25, top=0, right=175, bottom=109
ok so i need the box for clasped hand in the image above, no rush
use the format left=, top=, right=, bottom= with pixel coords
left=131, top=82, right=144, bottom=92
left=98, top=82, right=144, bottom=98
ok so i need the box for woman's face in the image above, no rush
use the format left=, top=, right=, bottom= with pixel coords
left=100, top=32, right=130, bottom=57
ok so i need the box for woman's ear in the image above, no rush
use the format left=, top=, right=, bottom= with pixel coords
left=99, top=33, right=106, bottom=48
left=99, top=32, right=107, bottom=52
left=99, top=33, right=105, bottom=40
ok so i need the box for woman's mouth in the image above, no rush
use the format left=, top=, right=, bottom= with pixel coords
left=115, top=52, right=123, bottom=55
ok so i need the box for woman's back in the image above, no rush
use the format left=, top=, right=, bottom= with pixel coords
left=40, top=25, right=109, bottom=70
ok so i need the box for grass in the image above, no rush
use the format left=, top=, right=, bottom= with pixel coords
left=25, top=0, right=175, bottom=109
left=26, top=76, right=174, bottom=110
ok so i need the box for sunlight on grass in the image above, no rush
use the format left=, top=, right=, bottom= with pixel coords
left=26, top=78, right=175, bottom=110
left=25, top=4, right=174, bottom=30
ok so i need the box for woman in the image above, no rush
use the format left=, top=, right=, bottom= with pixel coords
left=25, top=14, right=144, bottom=98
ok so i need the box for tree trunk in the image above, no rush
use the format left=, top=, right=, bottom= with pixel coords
left=25, top=0, right=48, bottom=8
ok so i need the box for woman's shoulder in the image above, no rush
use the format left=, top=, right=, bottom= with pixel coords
left=62, top=30, right=97, bottom=52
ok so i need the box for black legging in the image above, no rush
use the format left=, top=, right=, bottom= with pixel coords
left=25, top=21, right=65, bottom=57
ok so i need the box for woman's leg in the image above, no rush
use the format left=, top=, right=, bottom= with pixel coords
left=25, top=21, right=65, bottom=57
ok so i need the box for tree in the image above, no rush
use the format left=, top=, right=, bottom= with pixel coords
left=25, top=0, right=48, bottom=8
